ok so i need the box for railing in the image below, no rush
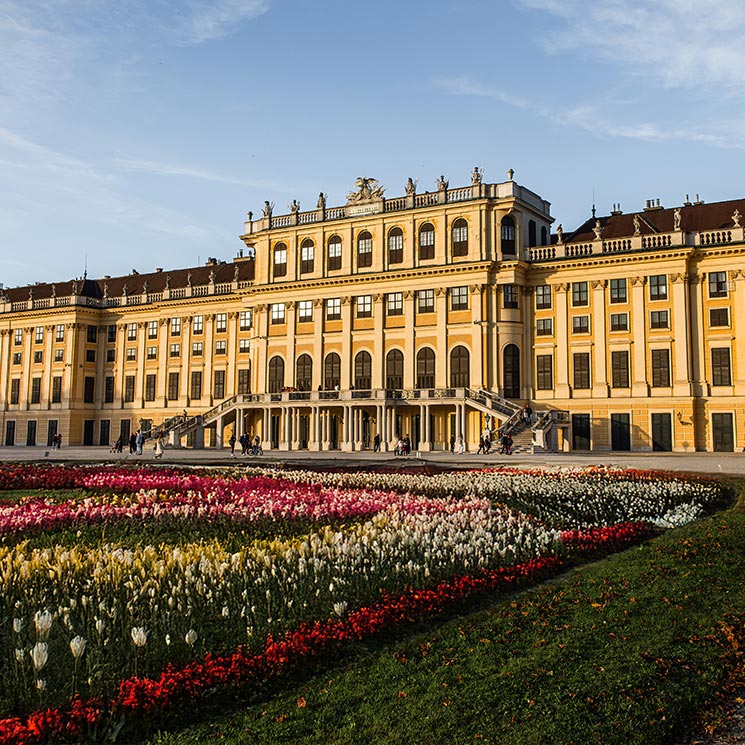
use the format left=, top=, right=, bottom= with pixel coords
left=298, top=212, right=317, bottom=224
left=415, top=193, right=438, bottom=207
left=641, top=234, right=672, bottom=249
left=603, top=239, right=633, bottom=253
left=271, top=215, right=292, bottom=228
left=326, top=207, right=346, bottom=220
left=171, top=288, right=186, bottom=299
left=192, top=286, right=208, bottom=297
left=529, top=246, right=556, bottom=261
left=149, top=292, right=163, bottom=302
left=214, top=283, right=232, bottom=294
left=32, top=299, right=50, bottom=309
left=384, top=198, right=407, bottom=212
left=447, top=187, right=471, bottom=202
left=565, top=243, right=593, bottom=257
left=699, top=230, right=732, bottom=245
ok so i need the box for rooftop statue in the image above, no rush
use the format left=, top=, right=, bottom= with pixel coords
left=346, top=177, right=385, bottom=203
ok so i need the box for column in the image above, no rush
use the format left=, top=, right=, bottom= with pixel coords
left=372, top=294, right=384, bottom=390
left=403, top=290, right=415, bottom=388
left=470, top=285, right=484, bottom=389
left=591, top=280, right=608, bottom=396
left=204, top=314, right=215, bottom=404
left=341, top=297, right=352, bottom=390
left=521, top=287, right=534, bottom=398
left=342, top=404, right=351, bottom=452
left=253, top=305, right=267, bottom=394
left=436, top=288, right=448, bottom=388
left=313, top=299, right=324, bottom=390
left=732, top=270, right=745, bottom=391
left=215, top=414, right=224, bottom=449
left=630, top=277, right=648, bottom=396
left=45, top=325, right=58, bottom=408
left=227, top=311, right=239, bottom=396
left=285, top=302, right=296, bottom=389
left=688, top=275, right=706, bottom=397
left=0, top=330, right=9, bottom=421
left=180, top=318, right=192, bottom=403
left=671, top=273, right=692, bottom=396
left=280, top=407, right=289, bottom=450
left=115, top=324, right=127, bottom=411
left=554, top=283, right=570, bottom=398
left=156, top=319, right=168, bottom=406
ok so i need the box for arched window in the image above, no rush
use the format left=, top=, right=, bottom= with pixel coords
left=327, top=236, right=342, bottom=271
left=357, top=231, right=373, bottom=268
left=528, top=220, right=537, bottom=248
left=449, top=346, right=470, bottom=388
left=324, top=352, right=341, bottom=390
left=268, top=356, right=285, bottom=393
left=388, top=227, right=403, bottom=265
left=451, top=218, right=468, bottom=257
left=300, top=239, right=314, bottom=274
left=273, top=242, right=287, bottom=277
left=501, top=216, right=516, bottom=255
left=416, top=347, right=435, bottom=389
left=540, top=226, right=548, bottom=246
left=354, top=350, right=372, bottom=390
left=503, top=344, right=520, bottom=398
left=419, top=223, right=435, bottom=260
left=386, top=349, right=404, bottom=389
left=296, top=354, right=312, bottom=391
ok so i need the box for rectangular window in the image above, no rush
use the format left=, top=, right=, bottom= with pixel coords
left=298, top=300, right=313, bottom=322
left=192, top=315, right=203, bottom=334
left=171, top=317, right=181, bottom=336
left=127, top=323, right=137, bottom=341
left=651, top=349, right=670, bottom=387
left=169, top=343, right=181, bottom=357
left=106, top=348, right=116, bottom=363
left=572, top=315, right=590, bottom=334
left=708, top=271, right=728, bottom=298
left=124, top=375, right=136, bottom=403
left=535, top=285, right=552, bottom=309
left=649, top=274, right=668, bottom=300
left=12, top=352, right=21, bottom=365
left=147, top=320, right=158, bottom=339
left=36, top=327, right=45, bottom=344
left=650, top=310, right=669, bottom=329
left=417, top=289, right=434, bottom=314
left=215, top=340, right=227, bottom=355
left=34, top=351, right=44, bottom=364
left=536, top=355, right=553, bottom=390
left=56, top=324, right=65, bottom=342
left=610, top=278, right=627, bottom=304
left=107, top=324, right=116, bottom=343
left=145, top=374, right=157, bottom=402
left=326, top=298, right=341, bottom=320
left=10, top=379, right=20, bottom=405
left=572, top=281, right=589, bottom=307
left=190, top=371, right=202, bottom=400
left=536, top=318, right=553, bottom=336
left=711, top=348, right=732, bottom=386
left=419, top=226, right=435, bottom=260
left=238, top=368, right=250, bottom=395
left=300, top=243, right=315, bottom=273
left=216, top=313, right=227, bottom=332
left=126, top=348, right=136, bottom=361
left=146, top=346, right=157, bottom=360
left=610, top=313, right=628, bottom=332
left=86, top=325, right=97, bottom=344
left=273, top=246, right=287, bottom=277
left=168, top=372, right=179, bottom=401
left=388, top=232, right=403, bottom=264
left=192, top=341, right=203, bottom=357
left=357, top=235, right=373, bottom=267
left=30, top=377, right=42, bottom=404
left=573, top=353, right=591, bottom=389
left=52, top=376, right=62, bottom=404
left=14, top=329, right=22, bottom=345
left=611, top=351, right=629, bottom=388
left=270, top=303, right=286, bottom=324
left=84, top=376, right=95, bottom=404
left=239, top=311, right=252, bottom=331
left=54, top=349, right=64, bottom=362
left=213, top=370, right=225, bottom=399
left=503, top=284, right=519, bottom=309
left=387, top=292, right=403, bottom=316
left=356, top=295, right=373, bottom=318
left=709, top=308, right=729, bottom=327
left=104, top=376, right=114, bottom=404
left=450, top=286, right=468, bottom=311
left=85, top=349, right=95, bottom=363
left=239, top=339, right=250, bottom=353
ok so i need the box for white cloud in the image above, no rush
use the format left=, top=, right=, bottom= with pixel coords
left=518, top=0, right=745, bottom=90
left=181, top=0, right=269, bottom=43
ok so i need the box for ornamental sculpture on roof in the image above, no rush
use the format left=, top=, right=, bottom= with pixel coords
left=346, top=177, right=385, bottom=204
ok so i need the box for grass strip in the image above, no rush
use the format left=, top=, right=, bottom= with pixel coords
left=150, top=498, right=745, bottom=745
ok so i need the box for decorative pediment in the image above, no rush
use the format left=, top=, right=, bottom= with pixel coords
left=346, top=177, right=385, bottom=204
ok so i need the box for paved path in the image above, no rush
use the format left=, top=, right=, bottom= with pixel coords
left=2, top=445, right=745, bottom=476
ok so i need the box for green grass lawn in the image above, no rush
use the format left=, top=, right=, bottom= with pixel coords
left=149, top=493, right=745, bottom=745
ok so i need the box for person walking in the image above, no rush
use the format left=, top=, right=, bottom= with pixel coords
left=229, top=431, right=236, bottom=456
left=154, top=433, right=164, bottom=459
left=129, top=433, right=137, bottom=454
left=373, top=433, right=381, bottom=452
left=477, top=436, right=485, bottom=455
left=456, top=434, right=465, bottom=454
left=450, top=434, right=455, bottom=453
left=135, top=429, right=144, bottom=455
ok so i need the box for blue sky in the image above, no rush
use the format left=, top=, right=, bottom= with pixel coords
left=3, top=0, right=745, bottom=287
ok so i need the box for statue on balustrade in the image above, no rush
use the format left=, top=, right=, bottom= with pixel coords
left=346, top=177, right=385, bottom=203
left=405, top=177, right=416, bottom=196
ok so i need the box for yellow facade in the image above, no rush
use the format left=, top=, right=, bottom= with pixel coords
left=1, top=171, right=743, bottom=452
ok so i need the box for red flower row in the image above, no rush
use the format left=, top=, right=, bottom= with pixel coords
left=0, top=521, right=654, bottom=744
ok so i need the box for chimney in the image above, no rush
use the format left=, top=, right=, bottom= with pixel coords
left=610, top=203, right=623, bottom=215
left=644, top=198, right=663, bottom=211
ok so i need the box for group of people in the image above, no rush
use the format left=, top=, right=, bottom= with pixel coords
left=229, top=432, right=262, bottom=456
left=50, top=433, right=62, bottom=450
left=394, top=435, right=412, bottom=456
left=449, top=434, right=466, bottom=454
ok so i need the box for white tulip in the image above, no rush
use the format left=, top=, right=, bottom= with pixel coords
left=34, top=610, right=53, bottom=638
left=69, top=636, right=86, bottom=660
left=30, top=642, right=48, bottom=671
left=131, top=627, right=148, bottom=647
left=185, top=629, right=198, bottom=646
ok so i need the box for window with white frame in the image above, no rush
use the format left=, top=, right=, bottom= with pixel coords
left=356, top=295, right=372, bottom=318
left=270, top=303, right=286, bottom=324
left=649, top=274, right=668, bottom=300
left=417, top=289, right=435, bottom=313
left=535, top=285, right=552, bottom=309
left=239, top=338, right=250, bottom=353
left=650, top=310, right=669, bottom=329
left=572, top=315, right=590, bottom=334
left=239, top=311, right=252, bottom=331
left=147, top=346, right=157, bottom=360
left=54, top=349, right=64, bottom=362
left=387, top=292, right=403, bottom=316
left=35, top=327, right=43, bottom=344
left=127, top=323, right=137, bottom=341
left=503, top=284, right=519, bottom=309
left=610, top=313, right=629, bottom=332
left=171, top=317, right=181, bottom=336
left=572, top=282, right=589, bottom=307
left=147, top=320, right=158, bottom=339
left=536, top=318, right=553, bottom=336
left=298, top=300, right=313, bottom=322
left=14, top=329, right=22, bottom=345
left=326, top=298, right=341, bottom=320
left=126, top=348, right=136, bottom=361
left=708, top=271, right=728, bottom=298
left=192, top=341, right=203, bottom=356
left=300, top=240, right=315, bottom=274
left=192, top=315, right=203, bottom=334
left=55, top=324, right=65, bottom=342
left=169, top=343, right=180, bottom=357
left=216, top=313, right=227, bottom=332
left=215, top=340, right=227, bottom=355
left=273, top=243, right=287, bottom=277
left=450, top=286, right=468, bottom=311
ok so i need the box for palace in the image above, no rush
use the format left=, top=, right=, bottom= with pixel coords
left=1, top=168, right=743, bottom=453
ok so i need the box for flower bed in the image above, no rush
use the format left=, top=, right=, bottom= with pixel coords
left=0, top=464, right=722, bottom=743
